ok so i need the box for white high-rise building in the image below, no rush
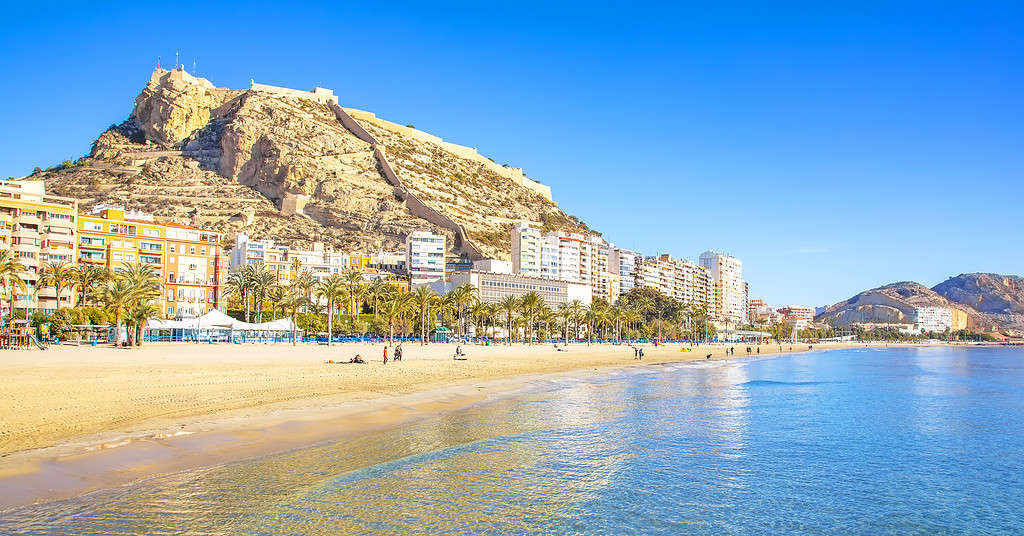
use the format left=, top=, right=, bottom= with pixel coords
left=540, top=236, right=560, bottom=280
left=610, top=248, right=639, bottom=297
left=406, top=231, right=446, bottom=286
left=700, top=251, right=745, bottom=325
left=914, top=306, right=953, bottom=333
left=510, top=222, right=542, bottom=278
left=545, top=231, right=583, bottom=284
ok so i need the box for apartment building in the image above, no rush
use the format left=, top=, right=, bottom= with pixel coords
left=229, top=233, right=356, bottom=284
left=914, top=306, right=953, bottom=333
left=406, top=231, right=446, bottom=286
left=0, top=180, right=78, bottom=314
left=610, top=248, right=639, bottom=296
left=78, top=207, right=226, bottom=318
left=510, top=222, right=542, bottom=277
left=699, top=251, right=746, bottom=325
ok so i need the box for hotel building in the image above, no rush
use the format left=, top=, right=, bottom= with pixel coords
left=78, top=206, right=226, bottom=318
left=510, top=222, right=542, bottom=278
left=0, top=180, right=78, bottom=314
left=914, top=306, right=954, bottom=333
left=699, top=251, right=746, bottom=325
left=610, top=248, right=640, bottom=296
left=406, top=231, right=446, bottom=286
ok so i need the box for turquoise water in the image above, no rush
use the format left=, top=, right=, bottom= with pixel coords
left=2, top=346, right=1023, bottom=534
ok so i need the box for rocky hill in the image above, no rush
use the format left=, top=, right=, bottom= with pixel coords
left=818, top=275, right=1024, bottom=333
left=26, top=67, right=592, bottom=258
left=933, top=273, right=1024, bottom=332
left=816, top=282, right=968, bottom=326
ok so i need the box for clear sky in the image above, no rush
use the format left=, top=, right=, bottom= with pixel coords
left=2, top=1, right=1021, bottom=307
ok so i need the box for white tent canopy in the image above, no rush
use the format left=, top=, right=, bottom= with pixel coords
left=147, top=309, right=297, bottom=332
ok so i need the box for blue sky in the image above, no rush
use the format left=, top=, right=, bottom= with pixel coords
left=2, top=1, right=1021, bottom=307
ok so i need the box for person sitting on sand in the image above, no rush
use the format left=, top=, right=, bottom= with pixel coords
left=349, top=355, right=365, bottom=364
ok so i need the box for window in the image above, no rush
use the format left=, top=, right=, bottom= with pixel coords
left=169, top=245, right=176, bottom=253
left=167, top=289, right=174, bottom=301
left=84, top=222, right=102, bottom=232
left=190, top=246, right=196, bottom=254
left=143, top=229, right=160, bottom=237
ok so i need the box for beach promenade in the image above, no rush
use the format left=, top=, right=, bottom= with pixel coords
left=0, top=340, right=880, bottom=507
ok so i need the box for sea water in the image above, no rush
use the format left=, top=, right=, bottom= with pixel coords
left=2, top=346, right=1022, bottom=535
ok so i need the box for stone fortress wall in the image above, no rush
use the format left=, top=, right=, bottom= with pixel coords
left=249, top=81, right=339, bottom=105
left=344, top=109, right=553, bottom=202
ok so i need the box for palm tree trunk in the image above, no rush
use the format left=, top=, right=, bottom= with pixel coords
left=327, top=298, right=333, bottom=346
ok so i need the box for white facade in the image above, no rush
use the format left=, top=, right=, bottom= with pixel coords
left=914, top=306, right=953, bottom=333
left=610, top=248, right=639, bottom=297
left=511, top=222, right=542, bottom=277
left=473, top=259, right=512, bottom=274
left=700, top=251, right=746, bottom=325
left=230, top=232, right=282, bottom=269
left=540, top=236, right=560, bottom=280
left=429, top=270, right=592, bottom=308
left=406, top=231, right=446, bottom=285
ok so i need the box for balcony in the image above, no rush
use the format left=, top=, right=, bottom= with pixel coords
left=44, top=217, right=75, bottom=230
left=13, top=242, right=38, bottom=253
left=12, top=227, right=39, bottom=240
left=16, top=215, right=41, bottom=227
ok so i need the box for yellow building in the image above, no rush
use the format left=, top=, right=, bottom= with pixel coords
left=78, top=206, right=226, bottom=318
left=0, top=180, right=78, bottom=314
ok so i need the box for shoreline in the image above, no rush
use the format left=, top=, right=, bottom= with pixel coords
left=0, top=341, right=967, bottom=509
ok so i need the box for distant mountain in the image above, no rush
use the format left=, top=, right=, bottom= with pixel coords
left=816, top=281, right=969, bottom=327
left=933, top=273, right=1024, bottom=332
left=817, top=274, right=1024, bottom=333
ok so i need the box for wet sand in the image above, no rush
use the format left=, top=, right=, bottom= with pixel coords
left=0, top=341, right=883, bottom=508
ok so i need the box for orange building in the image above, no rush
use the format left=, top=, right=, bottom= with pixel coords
left=77, top=207, right=226, bottom=318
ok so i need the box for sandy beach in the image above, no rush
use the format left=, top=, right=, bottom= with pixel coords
left=0, top=340, right=882, bottom=507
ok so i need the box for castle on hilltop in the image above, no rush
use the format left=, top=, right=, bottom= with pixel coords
left=158, top=66, right=553, bottom=202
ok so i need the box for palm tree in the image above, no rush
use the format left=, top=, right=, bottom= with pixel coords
left=450, top=283, right=477, bottom=339
left=71, top=264, right=109, bottom=306
left=290, top=272, right=317, bottom=313
left=437, top=292, right=458, bottom=337
left=567, top=299, right=585, bottom=343
left=97, top=278, right=137, bottom=346
left=557, top=303, right=573, bottom=344
left=226, top=269, right=250, bottom=322
left=366, top=278, right=390, bottom=326
left=121, top=263, right=162, bottom=302
left=278, top=287, right=309, bottom=346
left=469, top=302, right=489, bottom=339
left=315, top=274, right=346, bottom=345
left=342, top=270, right=365, bottom=317
left=267, top=283, right=284, bottom=320
left=38, top=260, right=75, bottom=310
left=0, top=249, right=27, bottom=332
left=537, top=304, right=555, bottom=342
left=380, top=292, right=414, bottom=343
left=498, top=295, right=519, bottom=345
left=518, top=291, right=543, bottom=344
left=411, top=286, right=438, bottom=345
left=248, top=263, right=277, bottom=323
left=127, top=299, right=160, bottom=348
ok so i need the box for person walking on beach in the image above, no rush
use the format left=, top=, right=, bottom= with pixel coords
left=638, top=348, right=644, bottom=360
left=383, top=345, right=388, bottom=364
left=395, top=344, right=403, bottom=361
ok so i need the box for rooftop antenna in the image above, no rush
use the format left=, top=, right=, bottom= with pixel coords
left=192, top=58, right=196, bottom=75
left=157, top=56, right=161, bottom=69
left=175, top=51, right=179, bottom=69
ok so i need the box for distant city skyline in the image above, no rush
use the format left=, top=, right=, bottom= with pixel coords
left=2, top=1, right=1021, bottom=307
